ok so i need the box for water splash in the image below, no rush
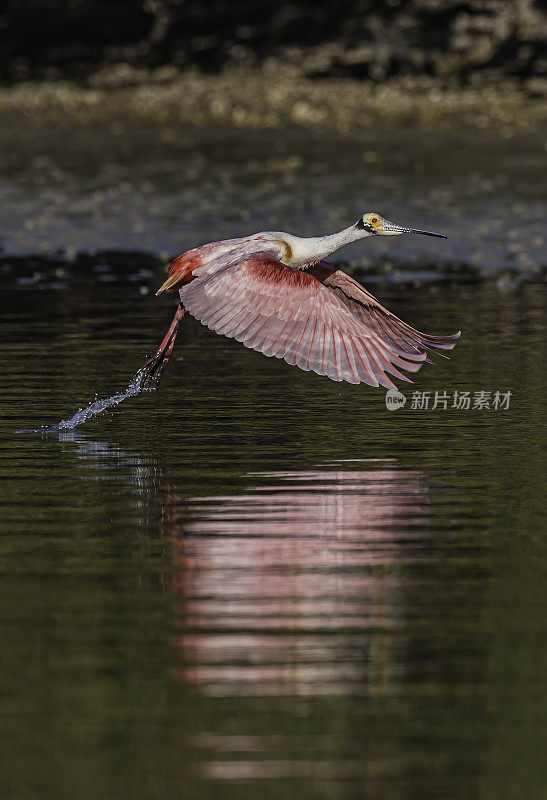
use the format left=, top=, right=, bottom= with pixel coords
left=16, top=365, right=153, bottom=435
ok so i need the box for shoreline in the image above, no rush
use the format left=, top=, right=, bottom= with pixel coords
left=1, top=66, right=546, bottom=134
left=2, top=251, right=544, bottom=295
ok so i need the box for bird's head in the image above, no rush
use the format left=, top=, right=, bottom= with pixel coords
left=357, top=212, right=446, bottom=239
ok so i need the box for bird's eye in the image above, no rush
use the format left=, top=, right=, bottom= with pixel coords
left=370, top=217, right=379, bottom=225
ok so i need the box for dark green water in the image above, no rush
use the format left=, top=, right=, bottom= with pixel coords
left=1, top=266, right=545, bottom=797
left=1, top=118, right=546, bottom=798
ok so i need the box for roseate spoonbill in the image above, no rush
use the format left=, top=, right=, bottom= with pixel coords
left=138, top=213, right=460, bottom=389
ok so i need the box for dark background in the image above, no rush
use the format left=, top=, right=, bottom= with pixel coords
left=2, top=0, right=546, bottom=84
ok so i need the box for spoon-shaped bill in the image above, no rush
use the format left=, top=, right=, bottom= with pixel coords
left=380, top=218, right=447, bottom=238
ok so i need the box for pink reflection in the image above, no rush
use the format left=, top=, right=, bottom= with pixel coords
left=172, top=467, right=428, bottom=697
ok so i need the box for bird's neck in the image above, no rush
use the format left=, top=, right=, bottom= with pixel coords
left=280, top=225, right=369, bottom=268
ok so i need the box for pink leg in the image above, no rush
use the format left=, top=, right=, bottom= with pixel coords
left=137, top=303, right=187, bottom=387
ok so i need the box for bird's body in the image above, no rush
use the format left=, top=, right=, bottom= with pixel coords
left=140, top=213, right=460, bottom=389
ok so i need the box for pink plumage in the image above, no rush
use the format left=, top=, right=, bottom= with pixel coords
left=140, top=215, right=460, bottom=389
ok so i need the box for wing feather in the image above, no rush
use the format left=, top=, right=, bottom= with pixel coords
left=180, top=255, right=457, bottom=387
left=306, top=262, right=460, bottom=359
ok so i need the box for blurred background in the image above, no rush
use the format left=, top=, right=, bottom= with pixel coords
left=0, top=0, right=546, bottom=268
left=0, top=3, right=546, bottom=800
left=2, top=0, right=547, bottom=84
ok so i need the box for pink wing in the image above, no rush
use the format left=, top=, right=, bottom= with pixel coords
left=181, top=256, right=443, bottom=388
left=157, top=233, right=285, bottom=294
left=306, top=262, right=461, bottom=359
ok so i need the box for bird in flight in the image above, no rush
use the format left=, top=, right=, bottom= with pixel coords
left=138, top=213, right=460, bottom=389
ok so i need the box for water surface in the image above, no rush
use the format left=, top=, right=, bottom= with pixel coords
left=1, top=261, right=545, bottom=798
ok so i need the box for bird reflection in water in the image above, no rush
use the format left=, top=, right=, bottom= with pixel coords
left=54, top=436, right=430, bottom=783
left=173, top=464, right=429, bottom=699
left=56, top=435, right=429, bottom=699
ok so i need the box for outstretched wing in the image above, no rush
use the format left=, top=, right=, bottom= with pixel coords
left=181, top=255, right=440, bottom=388
left=305, top=262, right=460, bottom=358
